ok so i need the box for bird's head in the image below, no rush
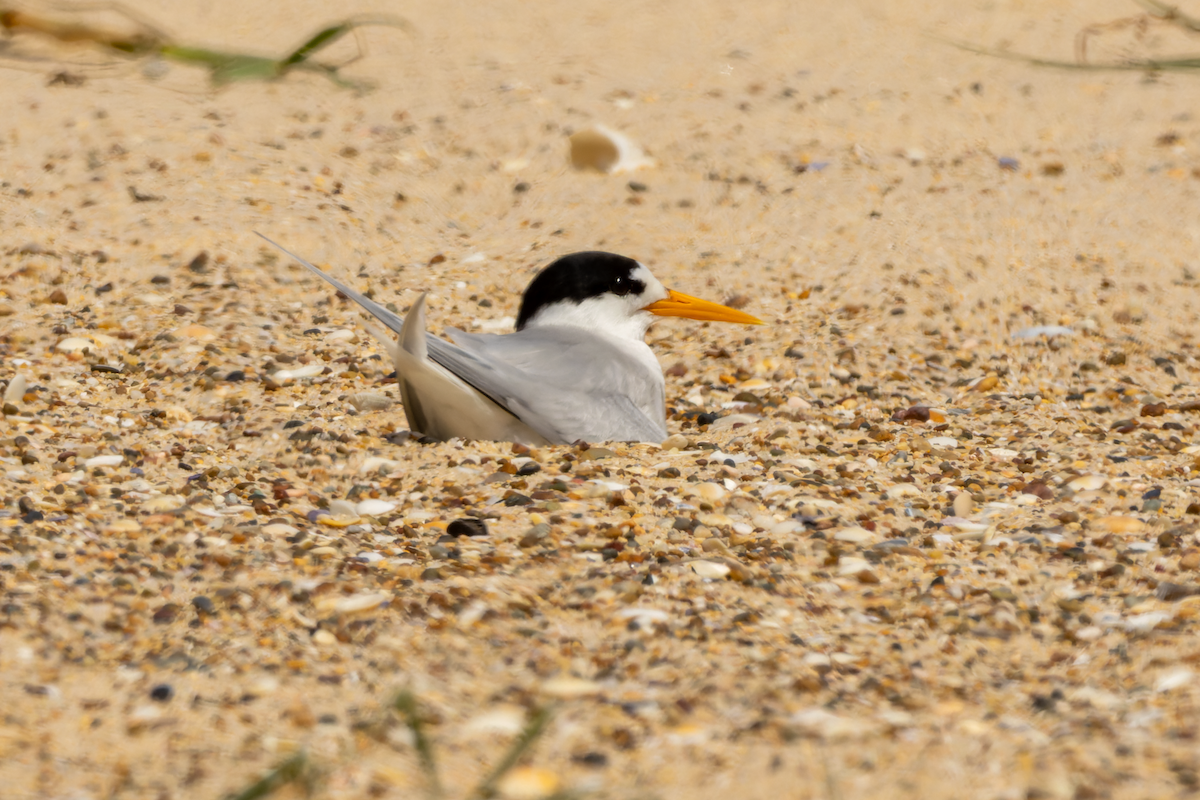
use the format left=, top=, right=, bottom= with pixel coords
left=517, top=251, right=762, bottom=339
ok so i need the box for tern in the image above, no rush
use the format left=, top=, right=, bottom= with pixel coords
left=256, top=233, right=762, bottom=445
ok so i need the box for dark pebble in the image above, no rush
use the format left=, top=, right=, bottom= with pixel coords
left=149, top=683, right=174, bottom=702
left=21, top=511, right=44, bottom=523
left=225, top=370, right=246, bottom=382
left=892, top=405, right=931, bottom=423
left=1157, top=582, right=1199, bottom=601
left=186, top=251, right=210, bottom=273
left=421, top=567, right=442, bottom=580
left=306, top=509, right=329, bottom=522
left=283, top=420, right=305, bottom=429
left=1022, top=482, right=1054, bottom=500
left=673, top=516, right=696, bottom=531
left=447, top=518, right=489, bottom=537
left=519, top=523, right=551, bottom=547
left=503, top=493, right=532, bottom=507
left=191, top=596, right=215, bottom=615
left=516, top=461, right=542, bottom=476
left=573, top=751, right=609, bottom=767
left=153, top=603, right=180, bottom=623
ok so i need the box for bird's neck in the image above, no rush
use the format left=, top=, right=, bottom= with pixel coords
left=522, top=300, right=654, bottom=341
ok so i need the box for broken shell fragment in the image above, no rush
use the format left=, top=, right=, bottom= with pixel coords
left=348, top=392, right=394, bottom=412
left=569, top=124, right=656, bottom=174
left=3, top=373, right=26, bottom=407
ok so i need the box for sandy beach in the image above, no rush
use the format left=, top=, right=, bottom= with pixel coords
left=4, top=0, right=1200, bottom=797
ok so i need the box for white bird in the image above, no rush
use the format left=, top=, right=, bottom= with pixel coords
left=256, top=233, right=762, bottom=445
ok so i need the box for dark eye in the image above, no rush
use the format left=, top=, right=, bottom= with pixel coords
left=610, top=275, right=630, bottom=296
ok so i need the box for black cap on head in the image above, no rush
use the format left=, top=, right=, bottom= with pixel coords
left=516, top=251, right=647, bottom=330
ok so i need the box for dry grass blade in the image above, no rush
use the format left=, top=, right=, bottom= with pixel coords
left=393, top=690, right=445, bottom=800
left=1136, top=0, right=1200, bottom=33
left=0, top=4, right=165, bottom=53
left=946, top=0, right=1200, bottom=73
left=471, top=705, right=554, bottom=799
left=224, top=751, right=313, bottom=800
left=944, top=37, right=1200, bottom=72
left=0, top=5, right=408, bottom=88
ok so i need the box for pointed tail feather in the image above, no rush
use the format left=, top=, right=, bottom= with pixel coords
left=254, top=232, right=407, bottom=336
left=399, top=292, right=429, bottom=359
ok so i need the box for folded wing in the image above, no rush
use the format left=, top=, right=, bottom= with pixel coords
left=438, top=326, right=668, bottom=443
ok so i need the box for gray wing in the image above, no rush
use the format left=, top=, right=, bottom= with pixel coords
left=438, top=326, right=668, bottom=444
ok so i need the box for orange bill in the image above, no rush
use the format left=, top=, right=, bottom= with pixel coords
left=645, top=289, right=764, bottom=325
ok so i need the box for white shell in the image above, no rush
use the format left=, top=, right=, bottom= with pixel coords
left=327, top=499, right=359, bottom=518
left=355, top=499, right=397, bottom=517
left=348, top=392, right=394, bottom=412
left=56, top=336, right=108, bottom=353
left=690, top=560, right=731, bottom=579
left=271, top=364, right=325, bottom=381
left=837, top=556, right=872, bottom=576
left=84, top=454, right=124, bottom=468
left=1012, top=325, right=1074, bottom=340
left=3, top=373, right=26, bottom=405
left=1067, top=474, right=1107, bottom=492
left=833, top=526, right=875, bottom=544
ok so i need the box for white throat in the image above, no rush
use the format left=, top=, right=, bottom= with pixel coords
left=522, top=263, right=668, bottom=342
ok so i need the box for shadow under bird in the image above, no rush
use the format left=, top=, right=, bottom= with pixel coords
left=257, top=233, right=763, bottom=445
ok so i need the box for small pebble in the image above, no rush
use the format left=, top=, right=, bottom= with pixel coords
left=448, top=518, right=489, bottom=537
left=191, top=596, right=215, bottom=615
